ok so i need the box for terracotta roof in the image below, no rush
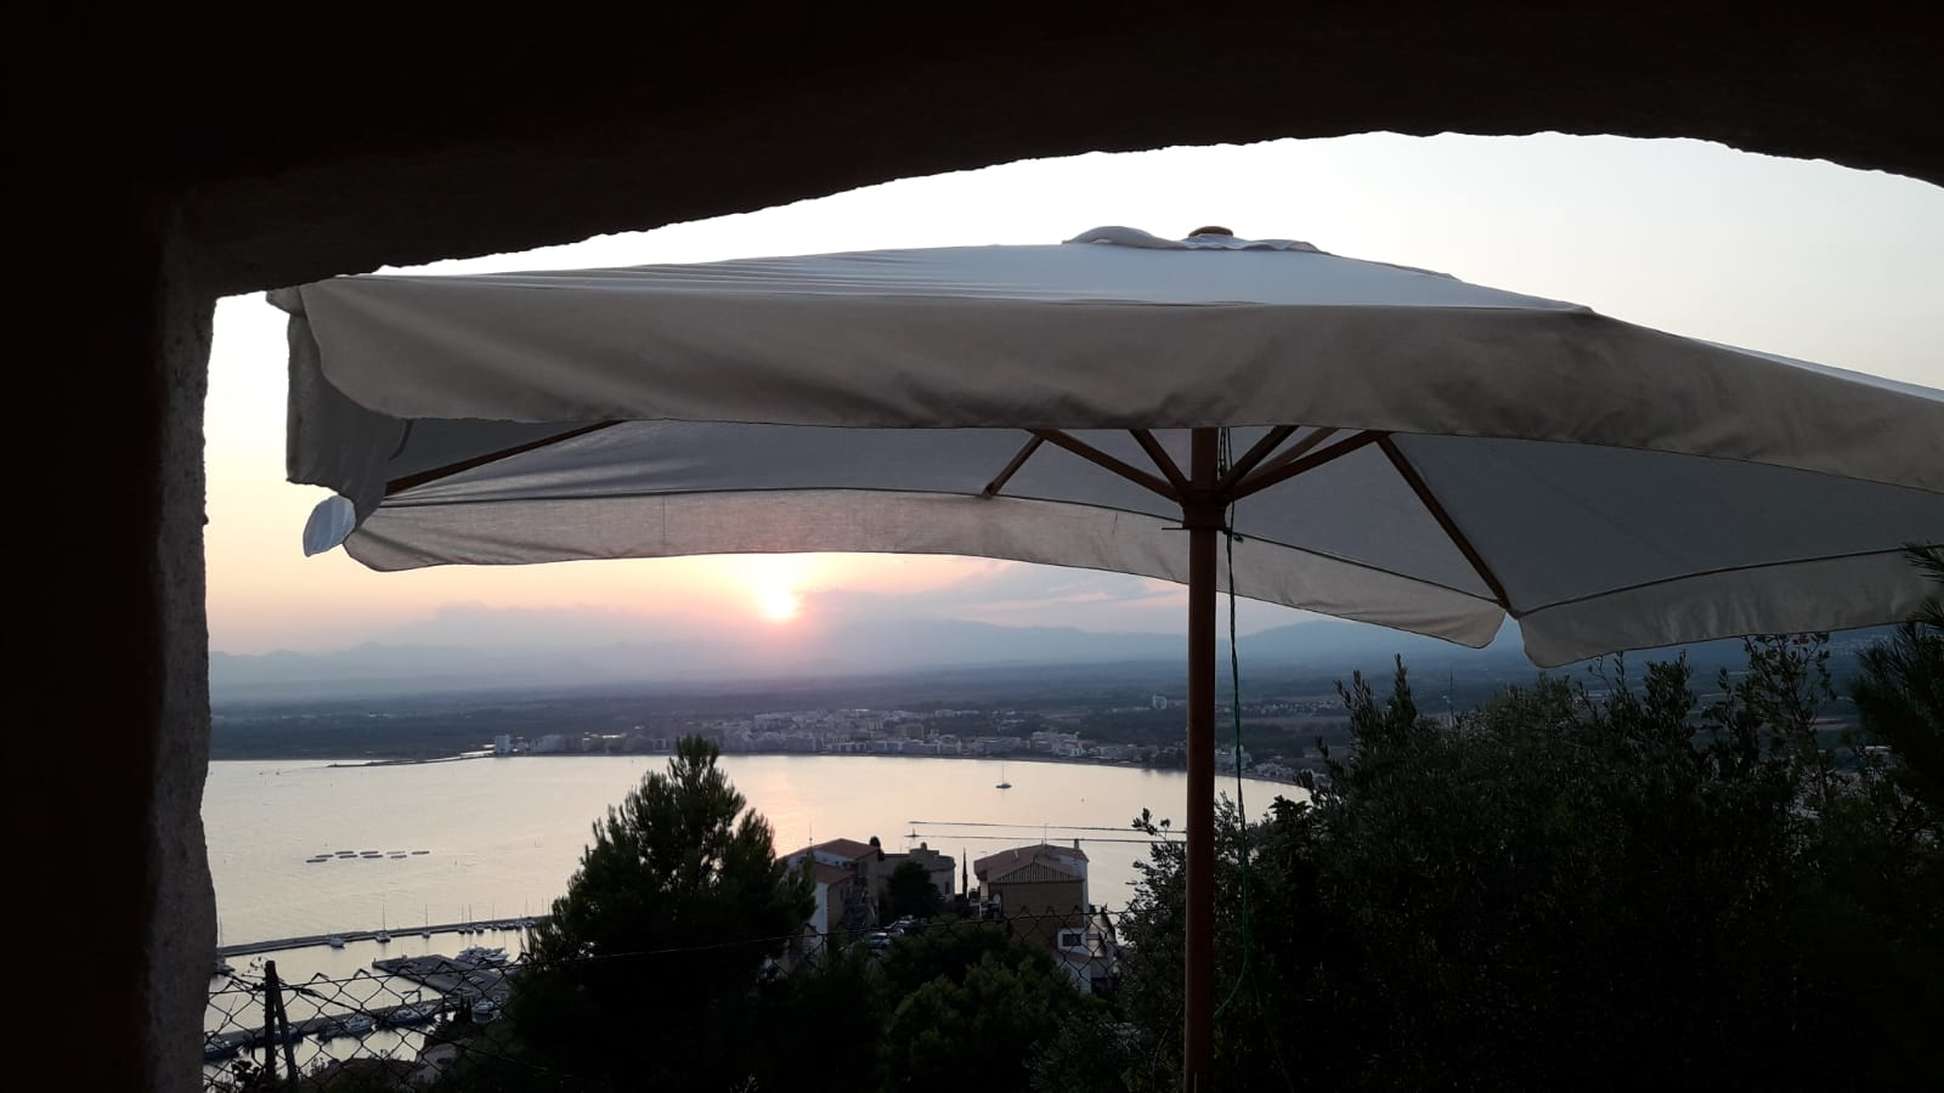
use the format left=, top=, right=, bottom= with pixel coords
left=811, top=837, right=878, bottom=861
left=973, top=843, right=1087, bottom=881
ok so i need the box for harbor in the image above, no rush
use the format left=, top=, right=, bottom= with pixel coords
left=217, top=918, right=541, bottom=959
left=204, top=945, right=518, bottom=1061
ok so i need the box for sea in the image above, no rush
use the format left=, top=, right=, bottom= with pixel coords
left=205, top=754, right=1295, bottom=965
left=200, top=754, right=1296, bottom=1069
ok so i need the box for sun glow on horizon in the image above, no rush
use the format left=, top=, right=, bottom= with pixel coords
left=738, top=555, right=814, bottom=624
left=756, top=585, right=802, bottom=622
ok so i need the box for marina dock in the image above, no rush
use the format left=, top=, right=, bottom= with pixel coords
left=372, top=953, right=519, bottom=1002
left=217, top=918, right=543, bottom=958
left=203, top=996, right=451, bottom=1059
left=204, top=951, right=519, bottom=1061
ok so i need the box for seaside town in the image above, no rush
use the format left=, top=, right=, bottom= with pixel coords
left=485, top=695, right=1317, bottom=783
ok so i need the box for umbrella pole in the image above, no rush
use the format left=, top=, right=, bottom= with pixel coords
left=1183, top=427, right=1220, bottom=1092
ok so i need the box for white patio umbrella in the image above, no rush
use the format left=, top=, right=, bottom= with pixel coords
left=273, top=226, right=1943, bottom=1088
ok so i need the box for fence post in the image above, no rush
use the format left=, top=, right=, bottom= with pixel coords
left=261, top=961, right=282, bottom=1085
left=263, top=960, right=300, bottom=1087
left=279, top=985, right=299, bottom=1088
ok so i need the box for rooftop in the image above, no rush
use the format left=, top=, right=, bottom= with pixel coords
left=974, top=842, right=1088, bottom=881
left=810, top=837, right=879, bottom=861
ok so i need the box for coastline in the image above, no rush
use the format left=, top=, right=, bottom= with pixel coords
left=279, top=749, right=1302, bottom=786
left=325, top=752, right=491, bottom=769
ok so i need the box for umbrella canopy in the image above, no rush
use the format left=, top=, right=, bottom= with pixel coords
left=277, top=226, right=1943, bottom=666
left=275, top=225, right=1942, bottom=1090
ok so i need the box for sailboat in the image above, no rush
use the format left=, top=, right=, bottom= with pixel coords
left=374, top=904, right=391, bottom=944
left=995, top=762, right=1012, bottom=790
left=421, top=905, right=432, bottom=939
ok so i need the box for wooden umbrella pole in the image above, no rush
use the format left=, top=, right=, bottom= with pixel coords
left=1182, top=427, right=1221, bottom=1092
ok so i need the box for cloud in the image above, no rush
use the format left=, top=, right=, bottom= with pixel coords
left=341, top=560, right=1321, bottom=660
left=799, top=563, right=1179, bottom=625
left=376, top=602, right=696, bottom=648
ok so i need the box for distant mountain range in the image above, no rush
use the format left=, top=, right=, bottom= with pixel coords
left=210, top=614, right=1890, bottom=705
left=209, top=616, right=1527, bottom=703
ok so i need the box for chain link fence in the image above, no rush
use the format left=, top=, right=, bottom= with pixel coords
left=204, top=907, right=1125, bottom=1091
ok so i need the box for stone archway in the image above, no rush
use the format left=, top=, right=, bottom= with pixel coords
left=17, top=8, right=1939, bottom=1089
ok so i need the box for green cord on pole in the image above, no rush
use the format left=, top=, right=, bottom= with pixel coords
left=1214, top=428, right=1251, bottom=1021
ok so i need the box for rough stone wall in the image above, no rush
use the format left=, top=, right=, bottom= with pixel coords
left=144, top=239, right=218, bottom=1093
left=16, top=210, right=214, bottom=1091
left=34, top=9, right=1944, bottom=294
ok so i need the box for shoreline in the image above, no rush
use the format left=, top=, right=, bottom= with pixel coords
left=325, top=752, right=491, bottom=769
left=263, top=749, right=1303, bottom=786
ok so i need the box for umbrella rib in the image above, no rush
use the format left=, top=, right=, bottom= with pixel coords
left=1229, top=430, right=1383, bottom=501
left=384, top=421, right=621, bottom=496
left=1377, top=435, right=1513, bottom=611
left=981, top=435, right=1045, bottom=497
left=1517, top=544, right=1935, bottom=616
left=1247, top=426, right=1339, bottom=480
left=1215, top=425, right=1298, bottom=494
left=1129, top=429, right=1190, bottom=495
left=1033, top=430, right=1181, bottom=501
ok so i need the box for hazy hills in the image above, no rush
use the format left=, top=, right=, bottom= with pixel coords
left=211, top=609, right=1894, bottom=705
left=210, top=615, right=1524, bottom=703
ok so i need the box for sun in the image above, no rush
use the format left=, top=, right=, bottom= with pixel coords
left=715, top=554, right=817, bottom=624
left=756, top=585, right=801, bottom=622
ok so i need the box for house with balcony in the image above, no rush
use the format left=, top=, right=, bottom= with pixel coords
left=972, top=841, right=1089, bottom=949
left=786, top=838, right=880, bottom=936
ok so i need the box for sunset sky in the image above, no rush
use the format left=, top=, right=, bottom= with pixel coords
left=203, top=134, right=1943, bottom=656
